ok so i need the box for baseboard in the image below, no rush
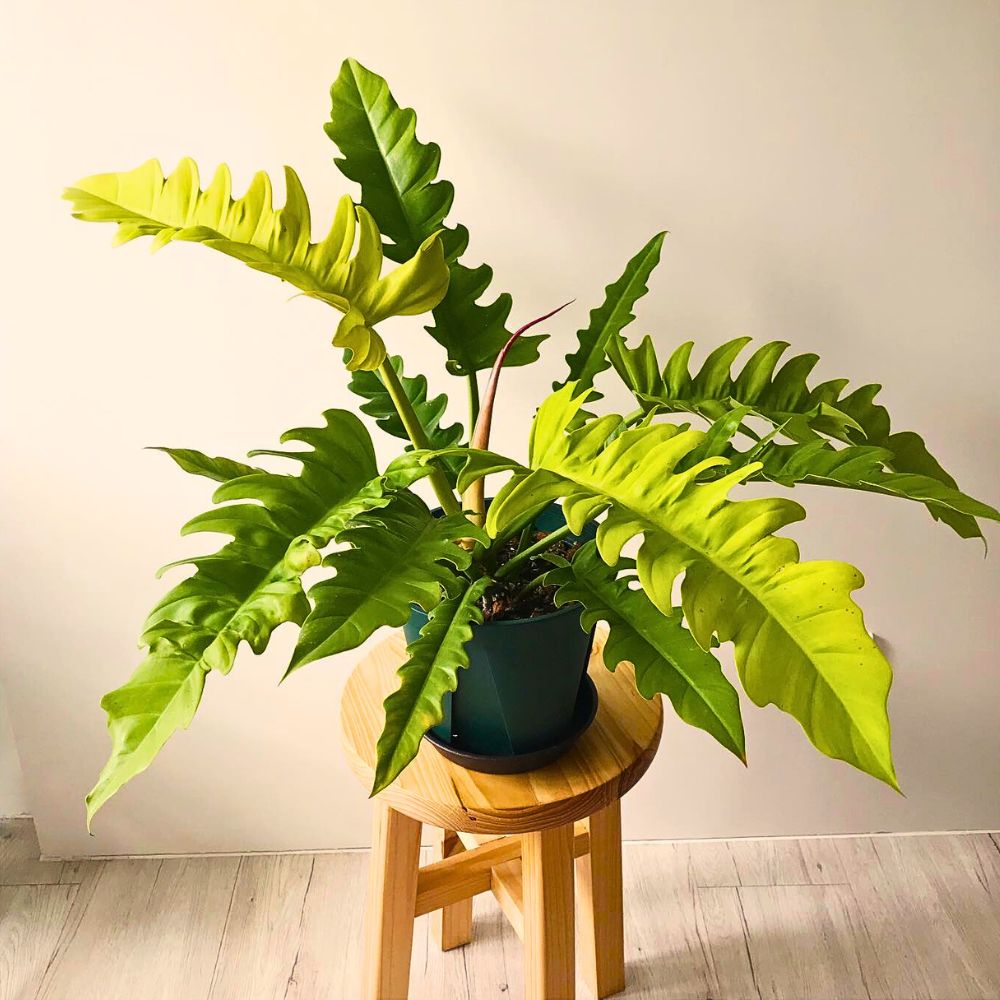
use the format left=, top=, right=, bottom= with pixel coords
left=35, top=826, right=1000, bottom=863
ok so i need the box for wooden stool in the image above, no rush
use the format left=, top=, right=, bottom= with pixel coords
left=341, top=627, right=663, bottom=1000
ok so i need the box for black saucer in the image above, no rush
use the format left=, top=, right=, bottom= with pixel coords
left=423, top=675, right=599, bottom=774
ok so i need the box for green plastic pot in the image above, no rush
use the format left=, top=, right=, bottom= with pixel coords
left=405, top=504, right=597, bottom=763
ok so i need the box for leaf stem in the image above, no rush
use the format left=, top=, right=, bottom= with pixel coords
left=467, top=372, right=480, bottom=435
left=512, top=569, right=552, bottom=604
left=463, top=301, right=574, bottom=526
left=376, top=359, right=461, bottom=515
left=515, top=523, right=534, bottom=556
left=496, top=523, right=574, bottom=579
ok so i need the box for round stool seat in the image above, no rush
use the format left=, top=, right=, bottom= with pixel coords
left=340, top=627, right=664, bottom=835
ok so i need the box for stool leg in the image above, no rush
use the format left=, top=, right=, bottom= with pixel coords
left=576, top=800, right=625, bottom=998
left=523, top=822, right=576, bottom=1000
left=430, top=827, right=473, bottom=950
left=363, top=802, right=422, bottom=1000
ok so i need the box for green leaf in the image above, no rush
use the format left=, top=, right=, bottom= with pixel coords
left=429, top=264, right=544, bottom=376
left=879, top=431, right=982, bottom=540
left=546, top=541, right=745, bottom=760
left=325, top=57, right=543, bottom=374
left=445, top=446, right=524, bottom=494
left=609, top=334, right=857, bottom=440
left=673, top=410, right=1000, bottom=527
left=675, top=406, right=757, bottom=472
left=349, top=355, right=461, bottom=447
left=746, top=439, right=1000, bottom=523
left=63, top=158, right=450, bottom=371
left=87, top=411, right=393, bottom=826
left=92, top=646, right=206, bottom=825
left=609, top=334, right=991, bottom=539
left=556, top=232, right=665, bottom=397
left=348, top=354, right=463, bottom=483
left=149, top=447, right=262, bottom=483
left=288, top=491, right=485, bottom=673
left=373, top=576, right=490, bottom=793
left=483, top=384, right=898, bottom=789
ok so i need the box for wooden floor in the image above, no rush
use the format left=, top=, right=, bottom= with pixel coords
left=2, top=819, right=999, bottom=1000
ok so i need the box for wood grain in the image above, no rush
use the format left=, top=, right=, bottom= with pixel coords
left=39, top=856, right=239, bottom=1000
left=208, top=854, right=312, bottom=1000
left=576, top=801, right=625, bottom=998
left=728, top=836, right=848, bottom=887
left=0, top=819, right=63, bottom=886
left=834, top=833, right=1000, bottom=999
left=620, top=843, right=717, bottom=999
left=5, top=815, right=999, bottom=1000
left=522, top=823, right=576, bottom=1000
left=32, top=860, right=104, bottom=999
left=446, top=825, right=591, bottom=941
left=490, top=856, right=524, bottom=940
left=414, top=834, right=527, bottom=917
left=430, top=828, right=473, bottom=951
left=692, top=885, right=759, bottom=1000
left=422, top=890, right=520, bottom=1000
left=283, top=853, right=368, bottom=1000
left=416, top=824, right=590, bottom=921
left=684, top=839, right=742, bottom=888
left=340, top=628, right=663, bottom=834
left=738, top=883, right=871, bottom=1000
left=0, top=883, right=76, bottom=1000
left=362, top=804, right=422, bottom=1000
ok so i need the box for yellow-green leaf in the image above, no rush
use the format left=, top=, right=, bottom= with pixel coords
left=63, top=158, right=450, bottom=371
left=483, top=384, right=898, bottom=789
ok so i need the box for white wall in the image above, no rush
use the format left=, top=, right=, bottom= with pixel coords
left=2, top=0, right=998, bottom=859
left=0, top=686, right=28, bottom=816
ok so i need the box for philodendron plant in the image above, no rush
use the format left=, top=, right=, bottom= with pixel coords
left=66, top=58, right=998, bottom=827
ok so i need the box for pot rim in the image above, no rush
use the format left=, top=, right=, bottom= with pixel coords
left=474, top=597, right=586, bottom=629
left=410, top=597, right=587, bottom=630
left=423, top=498, right=594, bottom=629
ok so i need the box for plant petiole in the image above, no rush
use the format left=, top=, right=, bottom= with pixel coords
left=515, top=523, right=534, bottom=555
left=467, top=371, right=480, bottom=431
left=496, top=523, right=574, bottom=580
left=511, top=569, right=552, bottom=604
left=376, top=358, right=461, bottom=515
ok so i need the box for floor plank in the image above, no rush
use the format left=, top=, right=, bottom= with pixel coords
left=411, top=845, right=518, bottom=1000
left=208, top=854, right=314, bottom=1000
left=27, top=860, right=105, bottom=1000
left=695, top=886, right=760, bottom=1000
left=282, top=853, right=366, bottom=1000
left=917, top=834, right=1000, bottom=995
left=870, top=835, right=1000, bottom=999
left=620, top=843, right=717, bottom=999
left=38, top=856, right=239, bottom=1000
left=685, top=839, right=742, bottom=888
left=835, top=834, right=1000, bottom=1000
left=728, top=836, right=848, bottom=886
left=0, top=883, right=76, bottom=1000
left=0, top=820, right=63, bottom=886
left=693, top=885, right=759, bottom=1000
left=421, top=894, right=519, bottom=1000
left=4, top=824, right=999, bottom=1000
left=738, top=883, right=871, bottom=1000
left=463, top=895, right=523, bottom=1000
left=964, top=832, right=1000, bottom=896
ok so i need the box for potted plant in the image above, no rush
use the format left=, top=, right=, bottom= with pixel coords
left=65, top=58, right=998, bottom=827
